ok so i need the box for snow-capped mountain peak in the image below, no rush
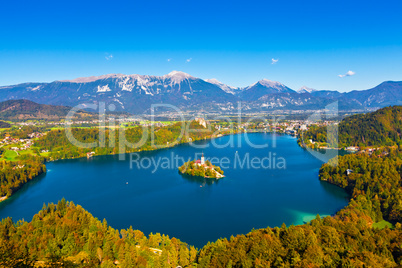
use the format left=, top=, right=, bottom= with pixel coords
left=164, top=71, right=194, bottom=84
left=59, top=74, right=126, bottom=83
left=257, top=79, right=282, bottom=88
left=238, top=78, right=295, bottom=100
left=246, top=79, right=291, bottom=92
left=205, top=78, right=221, bottom=85
left=205, top=78, right=240, bottom=94
left=297, top=86, right=317, bottom=94
left=166, top=70, right=190, bottom=77
left=60, top=71, right=195, bottom=84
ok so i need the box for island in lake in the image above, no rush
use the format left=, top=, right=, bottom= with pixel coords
left=178, top=153, right=225, bottom=179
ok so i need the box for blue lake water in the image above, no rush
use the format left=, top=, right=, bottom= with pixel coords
left=0, top=133, right=349, bottom=248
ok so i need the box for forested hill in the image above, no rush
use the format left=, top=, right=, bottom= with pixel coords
left=0, top=99, right=94, bottom=120
left=0, top=121, right=11, bottom=128
left=338, top=106, right=402, bottom=147
left=0, top=199, right=197, bottom=267
left=301, top=106, right=402, bottom=148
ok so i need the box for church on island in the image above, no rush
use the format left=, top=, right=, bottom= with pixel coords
left=195, top=153, right=206, bottom=166
left=178, top=153, right=225, bottom=179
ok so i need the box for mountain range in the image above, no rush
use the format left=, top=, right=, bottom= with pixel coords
left=0, top=71, right=401, bottom=114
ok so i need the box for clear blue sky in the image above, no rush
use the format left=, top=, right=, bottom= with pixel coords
left=1, top=0, right=401, bottom=92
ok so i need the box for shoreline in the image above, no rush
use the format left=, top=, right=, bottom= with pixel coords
left=1, top=131, right=350, bottom=234
left=45, top=129, right=291, bottom=163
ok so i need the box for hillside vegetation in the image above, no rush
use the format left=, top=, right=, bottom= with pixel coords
left=0, top=99, right=94, bottom=120
left=0, top=155, right=46, bottom=197
left=0, top=121, right=11, bottom=128
left=0, top=199, right=197, bottom=267
left=301, top=106, right=402, bottom=148
left=34, top=121, right=216, bottom=160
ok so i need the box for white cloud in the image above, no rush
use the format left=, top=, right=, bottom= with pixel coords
left=167, top=58, right=171, bottom=62
left=338, top=70, right=355, bottom=78
left=105, top=53, right=113, bottom=60
left=186, top=58, right=192, bottom=63
left=271, top=58, right=279, bottom=64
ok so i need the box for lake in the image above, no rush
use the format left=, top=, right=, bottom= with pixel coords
left=0, top=133, right=349, bottom=248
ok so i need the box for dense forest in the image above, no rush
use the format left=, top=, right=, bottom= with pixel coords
left=0, top=199, right=197, bottom=267
left=319, top=148, right=402, bottom=223
left=300, top=106, right=402, bottom=148
left=0, top=121, right=11, bottom=128
left=0, top=155, right=46, bottom=197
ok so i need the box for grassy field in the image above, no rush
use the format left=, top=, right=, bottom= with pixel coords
left=50, top=126, right=96, bottom=130
left=3, top=150, right=18, bottom=161
left=2, top=147, right=49, bottom=161
left=372, top=220, right=394, bottom=229
left=19, top=148, right=37, bottom=156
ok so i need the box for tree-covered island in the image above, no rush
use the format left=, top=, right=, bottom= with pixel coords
left=178, top=154, right=224, bottom=179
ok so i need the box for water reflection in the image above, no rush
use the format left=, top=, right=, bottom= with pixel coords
left=179, top=172, right=221, bottom=186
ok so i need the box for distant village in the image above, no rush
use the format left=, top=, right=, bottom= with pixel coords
left=1, top=132, right=45, bottom=152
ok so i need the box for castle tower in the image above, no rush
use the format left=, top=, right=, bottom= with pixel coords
left=201, top=153, right=205, bottom=165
